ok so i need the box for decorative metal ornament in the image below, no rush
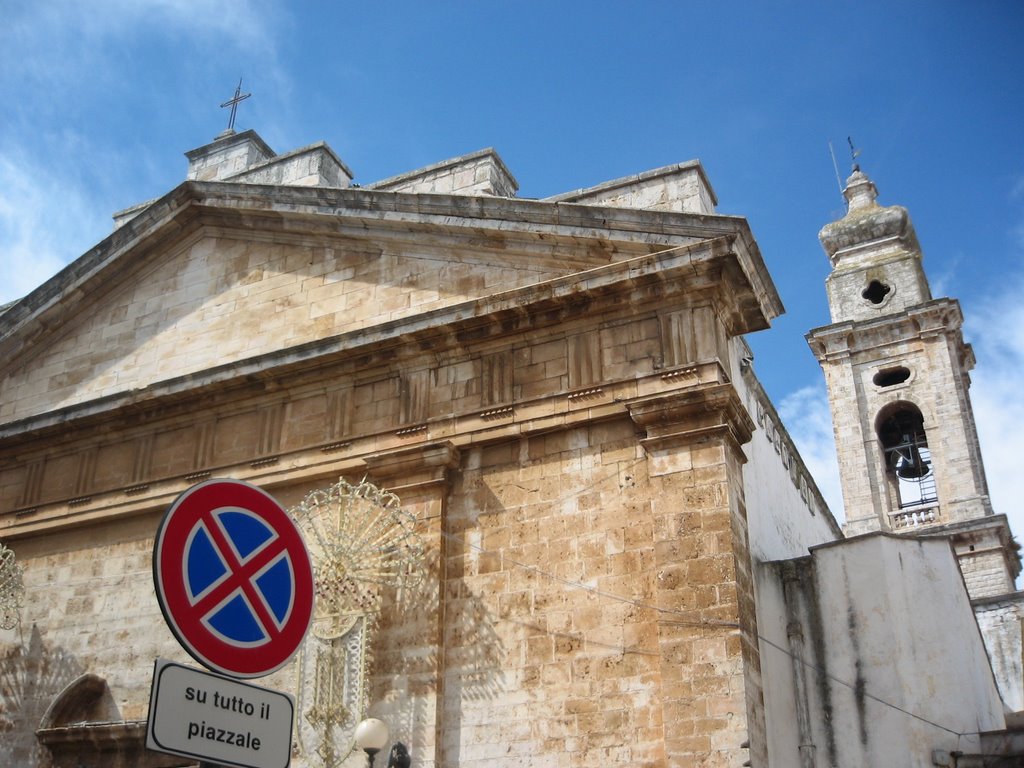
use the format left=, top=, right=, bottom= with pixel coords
left=0, top=541, right=24, bottom=630
left=291, top=479, right=424, bottom=766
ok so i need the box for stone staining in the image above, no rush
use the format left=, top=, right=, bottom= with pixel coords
left=291, top=479, right=424, bottom=767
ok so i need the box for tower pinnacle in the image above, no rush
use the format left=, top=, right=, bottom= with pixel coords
left=842, top=168, right=879, bottom=212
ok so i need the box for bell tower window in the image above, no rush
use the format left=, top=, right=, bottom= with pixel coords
left=863, top=279, right=892, bottom=305
left=877, top=403, right=937, bottom=509
left=873, top=366, right=911, bottom=388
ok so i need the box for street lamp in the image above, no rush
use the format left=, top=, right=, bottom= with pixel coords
left=354, top=718, right=390, bottom=768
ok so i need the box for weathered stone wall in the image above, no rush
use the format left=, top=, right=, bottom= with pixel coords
left=808, top=300, right=991, bottom=535
left=824, top=253, right=932, bottom=323
left=0, top=132, right=789, bottom=766
left=185, top=130, right=275, bottom=182
left=369, top=150, right=517, bottom=198
left=424, top=416, right=757, bottom=768
left=733, top=339, right=844, bottom=766
left=544, top=163, right=717, bottom=215
left=974, top=596, right=1024, bottom=711
left=781, top=536, right=1005, bottom=766
left=441, top=424, right=659, bottom=766
left=0, top=234, right=569, bottom=425
left=230, top=143, right=353, bottom=188
left=0, top=513, right=174, bottom=766
left=0, top=404, right=763, bottom=768
left=961, top=548, right=1016, bottom=598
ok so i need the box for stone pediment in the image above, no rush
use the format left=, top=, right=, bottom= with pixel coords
left=0, top=181, right=779, bottom=429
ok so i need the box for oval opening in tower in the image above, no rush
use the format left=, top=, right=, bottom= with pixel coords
left=862, top=279, right=892, bottom=305
left=873, top=366, right=911, bottom=388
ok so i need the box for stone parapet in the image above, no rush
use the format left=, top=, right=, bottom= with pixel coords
left=227, top=141, right=353, bottom=188
left=185, top=128, right=275, bottom=182
left=545, top=160, right=717, bottom=215
left=367, top=148, right=517, bottom=198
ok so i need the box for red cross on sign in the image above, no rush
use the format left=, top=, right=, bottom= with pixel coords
left=153, top=479, right=314, bottom=678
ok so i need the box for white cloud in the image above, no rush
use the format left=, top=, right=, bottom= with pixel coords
left=0, top=153, right=105, bottom=306
left=4, top=0, right=281, bottom=64
left=778, top=384, right=844, bottom=522
left=965, top=272, right=1024, bottom=542
left=0, top=0, right=291, bottom=307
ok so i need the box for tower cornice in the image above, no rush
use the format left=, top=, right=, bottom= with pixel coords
left=807, top=298, right=966, bottom=361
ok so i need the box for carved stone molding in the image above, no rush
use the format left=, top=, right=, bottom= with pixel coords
left=361, top=441, right=461, bottom=493
left=36, top=720, right=188, bottom=768
left=807, top=298, right=967, bottom=362
left=36, top=674, right=190, bottom=768
left=626, top=384, right=754, bottom=462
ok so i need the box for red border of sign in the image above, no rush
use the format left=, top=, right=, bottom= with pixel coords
left=153, top=479, right=314, bottom=678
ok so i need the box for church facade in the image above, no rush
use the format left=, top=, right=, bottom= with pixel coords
left=0, top=129, right=1018, bottom=767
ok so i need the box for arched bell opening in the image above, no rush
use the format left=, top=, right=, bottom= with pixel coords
left=875, top=401, right=938, bottom=512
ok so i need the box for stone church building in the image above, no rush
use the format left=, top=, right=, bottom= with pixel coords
left=0, top=127, right=1021, bottom=766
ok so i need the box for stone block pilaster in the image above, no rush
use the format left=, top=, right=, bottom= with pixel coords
left=362, top=442, right=461, bottom=768
left=627, top=386, right=765, bottom=767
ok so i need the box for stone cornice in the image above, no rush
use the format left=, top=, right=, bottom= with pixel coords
left=806, top=297, right=965, bottom=362
left=362, top=441, right=461, bottom=493
left=35, top=719, right=186, bottom=768
left=0, top=360, right=727, bottom=538
left=0, top=179, right=781, bottom=362
left=0, top=237, right=764, bottom=443
left=36, top=719, right=148, bottom=745
left=626, top=381, right=755, bottom=461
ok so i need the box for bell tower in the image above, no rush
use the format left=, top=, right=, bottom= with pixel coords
left=807, top=167, right=1019, bottom=599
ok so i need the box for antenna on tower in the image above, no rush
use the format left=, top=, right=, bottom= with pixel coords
left=828, top=140, right=844, bottom=196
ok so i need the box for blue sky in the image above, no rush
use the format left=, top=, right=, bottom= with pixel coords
left=1, top=1, right=1022, bottom=530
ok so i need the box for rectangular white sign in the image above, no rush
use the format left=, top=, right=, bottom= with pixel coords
left=146, top=659, right=294, bottom=768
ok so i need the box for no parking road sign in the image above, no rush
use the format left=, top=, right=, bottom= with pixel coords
left=154, top=479, right=314, bottom=678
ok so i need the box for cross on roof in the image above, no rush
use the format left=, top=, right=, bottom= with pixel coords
left=219, top=78, right=251, bottom=133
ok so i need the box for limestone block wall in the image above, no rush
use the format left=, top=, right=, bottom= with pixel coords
left=961, top=548, right=1016, bottom=598
left=369, top=150, right=518, bottom=198
left=0, top=235, right=569, bottom=424
left=432, top=416, right=757, bottom=768
left=0, top=215, right=779, bottom=766
left=825, top=252, right=931, bottom=323
left=185, top=130, right=275, bottom=182
left=545, top=162, right=717, bottom=215
left=0, top=514, right=187, bottom=766
left=0, top=471, right=447, bottom=768
left=229, top=143, right=353, bottom=188
left=0, top=401, right=764, bottom=768
left=974, top=596, right=1024, bottom=712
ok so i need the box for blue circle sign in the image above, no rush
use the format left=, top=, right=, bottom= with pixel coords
left=153, top=479, right=314, bottom=678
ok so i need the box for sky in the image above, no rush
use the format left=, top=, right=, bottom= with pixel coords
left=1, top=0, right=1022, bottom=535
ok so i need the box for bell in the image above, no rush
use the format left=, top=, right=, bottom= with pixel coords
left=893, top=444, right=930, bottom=479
